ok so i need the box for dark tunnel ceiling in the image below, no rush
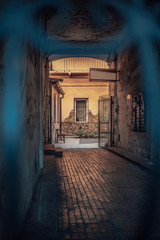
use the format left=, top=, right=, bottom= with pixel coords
left=47, top=2, right=123, bottom=42
left=46, top=0, right=158, bottom=43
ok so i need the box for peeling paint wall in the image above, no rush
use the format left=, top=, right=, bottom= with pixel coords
left=62, top=109, right=98, bottom=135
left=42, top=59, right=50, bottom=144
left=0, top=44, right=5, bottom=239
left=0, top=45, right=46, bottom=238
left=61, top=78, right=109, bottom=120
left=17, top=47, right=41, bottom=231
left=0, top=146, right=4, bottom=240
left=117, top=49, right=151, bottom=158
left=61, top=77, right=109, bottom=136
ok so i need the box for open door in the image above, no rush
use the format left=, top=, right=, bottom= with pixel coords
left=98, top=95, right=112, bottom=148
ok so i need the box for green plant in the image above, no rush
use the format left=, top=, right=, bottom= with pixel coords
left=89, top=132, right=98, bottom=138
left=74, top=129, right=83, bottom=137
left=84, top=131, right=90, bottom=137
left=74, top=130, right=98, bottom=138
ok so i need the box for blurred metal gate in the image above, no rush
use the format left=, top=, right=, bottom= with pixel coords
left=98, top=95, right=112, bottom=148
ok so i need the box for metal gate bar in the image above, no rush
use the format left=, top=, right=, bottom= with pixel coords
left=98, top=96, right=112, bottom=148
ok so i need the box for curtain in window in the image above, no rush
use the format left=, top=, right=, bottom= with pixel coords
left=76, top=100, right=87, bottom=123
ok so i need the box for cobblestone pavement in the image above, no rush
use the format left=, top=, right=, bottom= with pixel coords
left=21, top=156, right=58, bottom=240
left=21, top=150, right=160, bottom=240
left=57, top=150, right=152, bottom=240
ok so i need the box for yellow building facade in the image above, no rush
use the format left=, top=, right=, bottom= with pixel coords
left=49, top=57, right=113, bottom=137
left=60, top=78, right=109, bottom=135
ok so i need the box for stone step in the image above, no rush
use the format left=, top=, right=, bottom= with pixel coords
left=55, top=147, right=63, bottom=158
left=44, top=144, right=55, bottom=155
left=44, top=145, right=63, bottom=157
left=44, top=144, right=55, bottom=148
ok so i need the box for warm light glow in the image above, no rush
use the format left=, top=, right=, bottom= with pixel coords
left=50, top=57, right=109, bottom=73
left=127, top=94, right=131, bottom=100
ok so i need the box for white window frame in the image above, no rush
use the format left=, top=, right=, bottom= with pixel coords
left=74, top=98, right=88, bottom=123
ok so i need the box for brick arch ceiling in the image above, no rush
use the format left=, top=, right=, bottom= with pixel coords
left=47, top=1, right=122, bottom=59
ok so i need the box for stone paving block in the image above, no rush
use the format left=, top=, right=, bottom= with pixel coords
left=57, top=150, right=153, bottom=240
left=21, top=156, right=58, bottom=240
left=21, top=150, right=160, bottom=240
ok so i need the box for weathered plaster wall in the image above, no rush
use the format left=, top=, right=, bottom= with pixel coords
left=0, top=44, right=5, bottom=239
left=117, top=49, right=150, bottom=158
left=61, top=78, right=109, bottom=121
left=62, top=109, right=98, bottom=135
left=0, top=45, right=45, bottom=239
left=61, top=78, right=109, bottom=135
left=17, top=48, right=41, bottom=231
left=0, top=144, right=4, bottom=240
left=42, top=59, right=50, bottom=144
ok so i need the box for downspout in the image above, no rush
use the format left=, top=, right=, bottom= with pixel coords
left=60, top=94, right=64, bottom=134
left=49, top=81, right=52, bottom=144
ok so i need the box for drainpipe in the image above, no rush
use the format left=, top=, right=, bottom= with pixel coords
left=39, top=53, right=44, bottom=174
left=60, top=95, right=64, bottom=134
left=49, top=81, right=52, bottom=144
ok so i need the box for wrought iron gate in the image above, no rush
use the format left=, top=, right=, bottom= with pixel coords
left=98, top=95, right=112, bottom=148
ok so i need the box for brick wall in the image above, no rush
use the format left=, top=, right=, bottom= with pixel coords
left=117, top=48, right=150, bottom=158
left=62, top=109, right=98, bottom=135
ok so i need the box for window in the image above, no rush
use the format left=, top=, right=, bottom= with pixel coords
left=75, top=99, right=88, bottom=123
left=131, top=93, right=145, bottom=132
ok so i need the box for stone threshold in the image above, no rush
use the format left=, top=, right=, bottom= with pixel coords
left=107, top=147, right=155, bottom=172
left=63, top=148, right=101, bottom=151
left=65, top=136, right=79, bottom=138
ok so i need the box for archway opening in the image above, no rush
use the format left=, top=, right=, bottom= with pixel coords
left=47, top=57, right=117, bottom=149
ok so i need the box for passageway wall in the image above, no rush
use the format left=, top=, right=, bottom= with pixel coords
left=0, top=44, right=6, bottom=240
left=17, top=47, right=41, bottom=232
left=42, top=59, right=50, bottom=144
left=117, top=49, right=150, bottom=158
left=0, top=8, right=50, bottom=238
left=0, top=144, right=4, bottom=240
left=0, top=45, right=46, bottom=239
